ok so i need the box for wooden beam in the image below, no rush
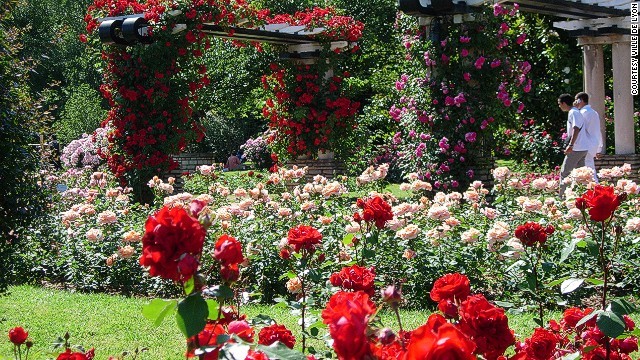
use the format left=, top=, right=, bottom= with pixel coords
left=554, top=17, right=630, bottom=31
left=260, top=23, right=290, bottom=31
left=201, top=24, right=316, bottom=45
left=277, top=25, right=307, bottom=34
left=499, top=0, right=629, bottom=18
left=577, top=34, right=631, bottom=45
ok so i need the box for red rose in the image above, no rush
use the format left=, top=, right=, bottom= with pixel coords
left=575, top=197, right=588, bottom=210
left=458, top=294, right=515, bottom=360
left=371, top=341, right=406, bottom=360
left=228, top=320, right=254, bottom=342
left=523, top=328, right=557, bottom=360
left=139, top=206, right=205, bottom=282
left=189, top=200, right=206, bottom=217
left=187, top=321, right=226, bottom=359
left=287, top=225, right=322, bottom=253
left=406, top=322, right=476, bottom=360
left=561, top=307, right=595, bottom=330
left=214, top=234, right=244, bottom=265
left=623, top=315, right=635, bottom=331
left=618, top=337, right=639, bottom=354
left=57, top=350, right=88, bottom=360
left=329, top=265, right=376, bottom=296
left=321, top=291, right=376, bottom=360
left=359, top=196, right=394, bottom=229
left=514, top=222, right=548, bottom=247
left=220, top=263, right=240, bottom=283
left=430, top=273, right=471, bottom=303
left=576, top=185, right=622, bottom=222
left=438, top=299, right=459, bottom=319
left=8, top=327, right=28, bottom=345
left=177, top=254, right=199, bottom=282
left=245, top=350, right=269, bottom=360
left=258, top=324, right=296, bottom=349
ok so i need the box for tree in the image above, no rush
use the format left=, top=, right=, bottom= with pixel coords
left=0, top=0, right=51, bottom=292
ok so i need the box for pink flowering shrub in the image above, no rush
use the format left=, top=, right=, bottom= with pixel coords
left=390, top=4, right=531, bottom=190
left=60, top=127, right=108, bottom=169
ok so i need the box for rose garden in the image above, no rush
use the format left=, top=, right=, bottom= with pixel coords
left=1, top=0, right=640, bottom=359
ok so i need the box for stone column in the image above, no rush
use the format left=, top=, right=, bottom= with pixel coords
left=612, top=39, right=635, bottom=154
left=578, top=38, right=606, bottom=152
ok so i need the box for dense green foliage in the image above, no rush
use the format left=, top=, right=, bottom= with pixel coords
left=0, top=0, right=52, bottom=293
left=57, top=84, right=106, bottom=145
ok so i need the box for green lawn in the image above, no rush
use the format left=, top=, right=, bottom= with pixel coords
left=0, top=286, right=614, bottom=359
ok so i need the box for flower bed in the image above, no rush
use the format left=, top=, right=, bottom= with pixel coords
left=11, top=160, right=640, bottom=358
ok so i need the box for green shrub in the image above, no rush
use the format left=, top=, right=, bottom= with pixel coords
left=57, top=84, right=106, bottom=145
left=185, top=112, right=261, bottom=162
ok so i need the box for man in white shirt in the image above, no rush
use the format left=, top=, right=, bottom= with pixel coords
left=574, top=92, right=602, bottom=182
left=558, top=94, right=588, bottom=197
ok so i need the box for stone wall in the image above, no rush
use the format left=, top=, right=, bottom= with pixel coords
left=166, top=153, right=219, bottom=191
left=470, top=157, right=495, bottom=189
left=287, top=158, right=346, bottom=182
left=595, top=154, right=640, bottom=182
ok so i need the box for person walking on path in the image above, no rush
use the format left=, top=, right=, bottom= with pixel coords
left=574, top=92, right=602, bottom=183
left=558, top=94, right=588, bottom=197
left=225, top=152, right=242, bottom=171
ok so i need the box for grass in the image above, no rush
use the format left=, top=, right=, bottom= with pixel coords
left=1, top=286, right=633, bottom=359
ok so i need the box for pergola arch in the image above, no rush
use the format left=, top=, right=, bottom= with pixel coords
left=399, top=0, right=636, bottom=161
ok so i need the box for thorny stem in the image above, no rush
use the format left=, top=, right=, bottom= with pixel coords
left=533, top=250, right=544, bottom=325
left=299, top=271, right=307, bottom=353
left=393, top=306, right=406, bottom=350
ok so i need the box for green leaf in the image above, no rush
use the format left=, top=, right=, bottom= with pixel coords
left=560, top=278, right=584, bottom=294
left=363, top=249, right=376, bottom=259
left=585, top=240, right=600, bottom=256
left=597, top=311, right=626, bottom=338
left=184, top=276, right=195, bottom=295
left=575, top=310, right=601, bottom=328
left=206, top=299, right=220, bottom=320
left=256, top=342, right=307, bottom=360
left=546, top=276, right=570, bottom=287
left=559, top=352, right=581, bottom=360
left=208, top=285, right=234, bottom=299
left=559, top=238, right=582, bottom=263
left=342, top=233, right=354, bottom=246
left=218, top=342, right=250, bottom=359
left=610, top=299, right=636, bottom=316
left=176, top=293, right=209, bottom=338
left=142, top=299, right=177, bottom=327
left=494, top=301, right=515, bottom=308
left=584, top=278, right=604, bottom=286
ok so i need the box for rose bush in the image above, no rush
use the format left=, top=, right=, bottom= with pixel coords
left=390, top=3, right=532, bottom=190
left=260, top=7, right=364, bottom=159
left=9, top=159, right=640, bottom=359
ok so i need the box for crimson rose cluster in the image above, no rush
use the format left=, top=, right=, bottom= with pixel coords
left=84, top=0, right=258, bottom=193
left=261, top=7, right=363, bottom=159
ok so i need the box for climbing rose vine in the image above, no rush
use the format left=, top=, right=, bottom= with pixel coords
left=261, top=7, right=363, bottom=159
left=84, top=0, right=258, bottom=195
left=391, top=3, right=531, bottom=189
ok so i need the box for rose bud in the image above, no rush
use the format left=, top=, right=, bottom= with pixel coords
left=377, top=328, right=396, bottom=345
left=381, top=285, right=402, bottom=308
left=279, top=248, right=291, bottom=260
left=545, top=225, right=555, bottom=234
left=575, top=198, right=588, bottom=210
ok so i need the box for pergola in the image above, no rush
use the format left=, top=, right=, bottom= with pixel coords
left=98, top=15, right=347, bottom=61
left=398, top=0, right=636, bottom=157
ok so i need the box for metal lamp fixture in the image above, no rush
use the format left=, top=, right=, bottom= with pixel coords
left=397, top=0, right=455, bottom=16
left=98, top=15, right=152, bottom=45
